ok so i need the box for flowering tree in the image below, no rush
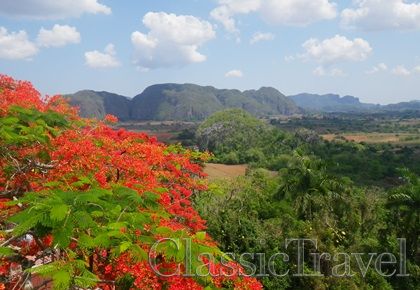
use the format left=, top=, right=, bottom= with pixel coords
left=0, top=75, right=262, bottom=289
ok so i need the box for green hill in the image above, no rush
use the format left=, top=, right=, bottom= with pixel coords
left=130, top=84, right=301, bottom=120
left=66, top=84, right=301, bottom=121
left=64, top=90, right=131, bottom=121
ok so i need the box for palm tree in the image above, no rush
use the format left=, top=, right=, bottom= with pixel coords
left=388, top=169, right=420, bottom=261
left=277, top=152, right=342, bottom=220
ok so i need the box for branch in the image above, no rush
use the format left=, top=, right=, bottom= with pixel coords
left=0, top=235, right=18, bottom=247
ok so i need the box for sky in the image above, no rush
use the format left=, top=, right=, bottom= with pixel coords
left=1, top=0, right=420, bottom=104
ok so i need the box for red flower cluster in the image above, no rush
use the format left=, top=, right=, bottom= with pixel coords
left=0, top=75, right=262, bottom=289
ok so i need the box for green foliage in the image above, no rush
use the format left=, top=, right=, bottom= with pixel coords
left=197, top=109, right=294, bottom=164
left=194, top=154, right=419, bottom=289
left=5, top=185, right=161, bottom=287
left=9, top=184, right=164, bottom=250
left=0, top=106, right=68, bottom=146
left=386, top=169, right=420, bottom=264
left=198, top=108, right=420, bottom=186
left=28, top=258, right=98, bottom=290
left=4, top=181, right=228, bottom=289
left=309, top=140, right=420, bottom=187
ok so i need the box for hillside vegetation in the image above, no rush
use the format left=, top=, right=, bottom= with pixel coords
left=66, top=84, right=301, bottom=121
left=194, top=109, right=420, bottom=290
left=64, top=90, right=131, bottom=121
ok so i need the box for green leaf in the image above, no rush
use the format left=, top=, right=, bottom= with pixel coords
left=74, top=270, right=98, bottom=288
left=155, top=226, right=172, bottom=236
left=129, top=244, right=148, bottom=261
left=196, top=231, right=206, bottom=241
left=107, top=222, right=126, bottom=230
left=94, top=233, right=111, bottom=248
left=44, top=181, right=63, bottom=188
left=1, top=117, right=19, bottom=125
left=11, top=212, right=44, bottom=236
left=71, top=176, right=92, bottom=188
left=52, top=270, right=71, bottom=290
left=52, top=222, right=73, bottom=248
left=119, top=241, right=132, bottom=253
left=78, top=234, right=95, bottom=249
left=155, top=187, right=168, bottom=193
left=0, top=246, right=15, bottom=257
left=27, top=263, right=57, bottom=276
left=50, top=204, right=69, bottom=222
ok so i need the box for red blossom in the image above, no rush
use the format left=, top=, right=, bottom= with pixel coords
left=104, top=114, right=119, bottom=123
left=0, top=74, right=262, bottom=290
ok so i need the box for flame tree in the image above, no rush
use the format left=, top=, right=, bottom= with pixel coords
left=0, top=75, right=262, bottom=290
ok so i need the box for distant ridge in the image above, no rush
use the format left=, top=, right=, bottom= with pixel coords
left=382, top=100, right=420, bottom=111
left=288, top=93, right=420, bottom=113
left=66, top=84, right=301, bottom=121
left=288, top=93, right=379, bottom=112
left=65, top=85, right=420, bottom=121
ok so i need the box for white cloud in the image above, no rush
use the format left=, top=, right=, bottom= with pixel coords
left=210, top=0, right=261, bottom=33
left=0, top=0, right=111, bottom=19
left=250, top=32, right=274, bottom=44
left=225, top=69, right=243, bottom=77
left=284, top=55, right=296, bottom=62
left=313, top=66, right=345, bottom=77
left=211, top=0, right=337, bottom=34
left=131, top=12, right=215, bottom=69
left=85, top=44, right=121, bottom=68
left=366, top=63, right=420, bottom=76
left=341, top=0, right=420, bottom=30
left=300, top=35, right=372, bottom=64
left=366, top=62, right=388, bottom=74
left=210, top=6, right=237, bottom=34
left=37, top=25, right=80, bottom=47
left=392, top=65, right=411, bottom=76
left=0, top=27, right=38, bottom=60
left=259, top=0, right=337, bottom=26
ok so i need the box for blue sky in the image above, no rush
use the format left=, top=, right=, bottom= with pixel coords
left=1, top=0, right=420, bottom=104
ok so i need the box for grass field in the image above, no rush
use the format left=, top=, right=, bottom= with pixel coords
left=203, top=163, right=248, bottom=180
left=322, top=133, right=420, bottom=144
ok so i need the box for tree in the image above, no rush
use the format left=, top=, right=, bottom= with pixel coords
left=0, top=75, right=261, bottom=290
left=196, top=109, right=271, bottom=163
left=387, top=169, right=420, bottom=261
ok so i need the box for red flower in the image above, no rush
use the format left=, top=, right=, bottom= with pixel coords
left=0, top=74, right=263, bottom=290
left=104, top=114, right=118, bottom=123
left=42, top=234, right=53, bottom=247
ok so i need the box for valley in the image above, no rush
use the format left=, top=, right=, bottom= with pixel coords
left=3, top=0, right=420, bottom=288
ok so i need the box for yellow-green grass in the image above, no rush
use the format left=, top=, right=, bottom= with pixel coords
left=203, top=163, right=248, bottom=180
left=322, top=133, right=420, bottom=145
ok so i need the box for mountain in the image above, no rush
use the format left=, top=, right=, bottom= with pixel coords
left=130, top=84, right=224, bottom=121
left=66, top=84, right=301, bottom=121
left=288, top=93, right=379, bottom=112
left=65, top=86, right=420, bottom=121
left=382, top=100, right=420, bottom=111
left=64, top=90, right=131, bottom=121
left=289, top=93, right=420, bottom=113
left=243, top=87, right=299, bottom=115
left=131, top=84, right=300, bottom=120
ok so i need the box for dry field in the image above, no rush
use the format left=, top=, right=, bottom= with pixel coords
left=203, top=163, right=248, bottom=180
left=322, top=133, right=420, bottom=144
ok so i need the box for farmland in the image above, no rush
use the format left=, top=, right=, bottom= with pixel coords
left=322, top=132, right=420, bottom=144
